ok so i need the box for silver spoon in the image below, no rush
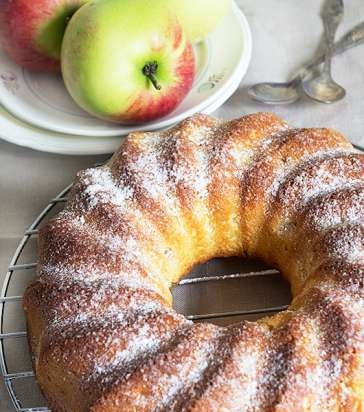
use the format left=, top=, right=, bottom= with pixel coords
left=302, top=0, right=345, bottom=103
left=248, top=21, right=364, bottom=105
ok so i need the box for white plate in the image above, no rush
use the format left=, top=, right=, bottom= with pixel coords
left=0, top=3, right=251, bottom=137
left=0, top=68, right=244, bottom=155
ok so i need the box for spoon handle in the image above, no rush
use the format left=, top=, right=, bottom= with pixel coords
left=301, top=20, right=364, bottom=77
left=333, top=21, right=364, bottom=55
left=321, top=0, right=344, bottom=76
left=322, top=0, right=344, bottom=42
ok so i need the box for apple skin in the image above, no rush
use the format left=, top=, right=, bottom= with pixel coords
left=169, top=0, right=232, bottom=43
left=61, top=0, right=195, bottom=124
left=0, top=0, right=88, bottom=72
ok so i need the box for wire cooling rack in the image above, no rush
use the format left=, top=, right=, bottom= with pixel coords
left=0, top=182, right=291, bottom=411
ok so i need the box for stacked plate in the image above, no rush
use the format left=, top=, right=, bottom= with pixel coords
left=0, top=3, right=252, bottom=155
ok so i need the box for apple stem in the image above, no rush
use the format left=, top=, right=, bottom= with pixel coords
left=142, top=62, right=162, bottom=91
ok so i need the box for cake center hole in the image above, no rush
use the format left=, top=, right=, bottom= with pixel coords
left=172, top=257, right=292, bottom=326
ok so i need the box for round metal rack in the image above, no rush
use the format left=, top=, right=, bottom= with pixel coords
left=0, top=182, right=290, bottom=411
left=1, top=183, right=72, bottom=412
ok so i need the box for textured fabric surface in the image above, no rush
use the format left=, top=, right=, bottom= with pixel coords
left=0, top=0, right=363, bottom=410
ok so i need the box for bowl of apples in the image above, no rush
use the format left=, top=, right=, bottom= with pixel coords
left=0, top=0, right=252, bottom=154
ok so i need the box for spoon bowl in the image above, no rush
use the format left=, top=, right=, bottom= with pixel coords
left=302, top=0, right=345, bottom=104
left=248, top=78, right=301, bottom=104
left=302, top=73, right=346, bottom=103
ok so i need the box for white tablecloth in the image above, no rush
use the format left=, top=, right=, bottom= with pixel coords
left=1, top=0, right=364, bottom=409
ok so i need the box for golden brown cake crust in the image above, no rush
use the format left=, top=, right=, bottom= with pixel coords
left=23, top=113, right=364, bottom=411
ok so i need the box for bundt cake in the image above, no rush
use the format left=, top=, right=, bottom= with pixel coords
left=23, top=112, right=364, bottom=411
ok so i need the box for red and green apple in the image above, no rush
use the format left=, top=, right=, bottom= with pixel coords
left=0, top=0, right=88, bottom=71
left=61, top=0, right=195, bottom=124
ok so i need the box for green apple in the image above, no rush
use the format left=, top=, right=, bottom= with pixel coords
left=61, top=0, right=195, bottom=124
left=169, top=0, right=232, bottom=43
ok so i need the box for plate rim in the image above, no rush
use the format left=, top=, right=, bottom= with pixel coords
left=0, top=68, right=243, bottom=156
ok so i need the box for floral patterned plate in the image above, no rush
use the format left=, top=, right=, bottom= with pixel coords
left=0, top=2, right=251, bottom=138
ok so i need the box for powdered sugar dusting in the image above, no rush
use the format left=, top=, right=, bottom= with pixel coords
left=79, top=166, right=134, bottom=212
left=174, top=126, right=213, bottom=199
left=304, top=187, right=364, bottom=231
left=127, top=124, right=215, bottom=207
left=278, top=154, right=363, bottom=208
left=39, top=263, right=152, bottom=289
left=24, top=113, right=364, bottom=411
left=320, top=224, right=364, bottom=263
